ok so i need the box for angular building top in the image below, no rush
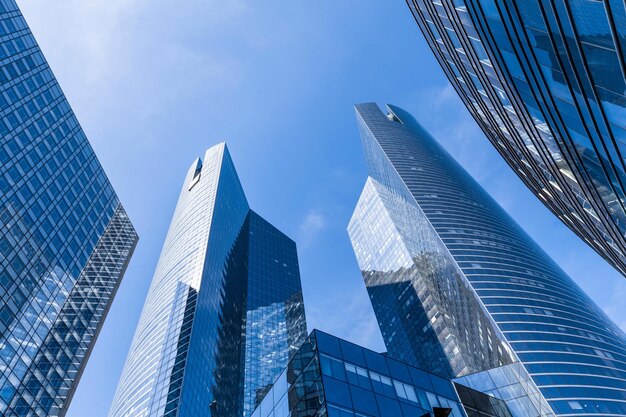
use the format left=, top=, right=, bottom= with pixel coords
left=406, top=0, right=626, bottom=276
left=109, top=143, right=307, bottom=417
left=348, top=103, right=626, bottom=416
left=0, top=1, right=138, bottom=416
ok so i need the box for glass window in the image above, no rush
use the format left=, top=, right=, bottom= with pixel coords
left=315, top=331, right=343, bottom=358
left=324, top=376, right=353, bottom=409
left=363, top=349, right=389, bottom=374
left=394, top=381, right=407, bottom=400
left=400, top=402, right=423, bottom=417
left=321, top=354, right=346, bottom=381
left=386, top=358, right=412, bottom=383
left=340, top=340, right=367, bottom=366
left=404, top=385, right=418, bottom=403
left=429, top=375, right=457, bottom=399
left=349, top=385, right=378, bottom=416
left=375, top=394, right=402, bottom=417
left=328, top=405, right=354, bottom=417
left=409, top=368, right=433, bottom=391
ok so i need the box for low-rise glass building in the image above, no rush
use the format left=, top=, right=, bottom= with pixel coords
left=252, top=330, right=511, bottom=417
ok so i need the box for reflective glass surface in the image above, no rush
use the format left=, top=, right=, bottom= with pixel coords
left=348, top=103, right=626, bottom=416
left=454, top=363, right=553, bottom=417
left=251, top=330, right=468, bottom=417
left=0, top=0, right=138, bottom=415
left=109, top=144, right=307, bottom=417
left=406, top=0, right=626, bottom=276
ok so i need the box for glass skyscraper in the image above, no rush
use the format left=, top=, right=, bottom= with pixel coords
left=348, top=103, right=626, bottom=416
left=0, top=1, right=138, bottom=416
left=108, top=143, right=307, bottom=417
left=405, top=0, right=626, bottom=276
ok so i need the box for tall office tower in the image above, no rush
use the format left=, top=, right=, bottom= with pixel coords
left=109, top=143, right=307, bottom=417
left=348, top=103, right=626, bottom=416
left=405, top=0, right=626, bottom=276
left=0, top=1, right=138, bottom=416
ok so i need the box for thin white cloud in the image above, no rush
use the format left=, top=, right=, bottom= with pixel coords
left=18, top=0, right=249, bottom=127
left=298, top=210, right=327, bottom=248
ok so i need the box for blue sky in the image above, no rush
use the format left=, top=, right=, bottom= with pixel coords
left=17, top=1, right=626, bottom=416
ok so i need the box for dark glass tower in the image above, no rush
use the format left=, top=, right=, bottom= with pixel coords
left=406, top=0, right=626, bottom=276
left=0, top=1, right=138, bottom=416
left=109, top=143, right=307, bottom=417
left=348, top=103, right=626, bottom=416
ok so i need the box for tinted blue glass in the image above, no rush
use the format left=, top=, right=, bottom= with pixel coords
left=324, top=377, right=353, bottom=409
left=406, top=0, right=626, bottom=276
left=385, top=358, right=412, bottom=384
left=109, top=144, right=306, bottom=417
left=348, top=103, right=626, bottom=416
left=363, top=349, right=389, bottom=375
left=315, top=330, right=343, bottom=358
left=340, top=339, right=367, bottom=367
left=0, top=1, right=137, bottom=415
left=251, top=331, right=470, bottom=417
left=375, top=394, right=402, bottom=417
left=349, top=385, right=378, bottom=416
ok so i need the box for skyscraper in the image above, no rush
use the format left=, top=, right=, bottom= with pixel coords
left=109, top=143, right=307, bottom=417
left=348, top=103, right=626, bottom=416
left=0, top=1, right=138, bottom=416
left=405, top=0, right=626, bottom=276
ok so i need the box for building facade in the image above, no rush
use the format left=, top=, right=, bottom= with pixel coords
left=251, top=330, right=507, bottom=417
left=108, top=143, right=307, bottom=417
left=405, top=0, right=626, bottom=276
left=0, top=1, right=138, bottom=416
left=348, top=103, right=626, bottom=416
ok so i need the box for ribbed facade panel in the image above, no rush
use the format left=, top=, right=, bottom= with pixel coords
left=406, top=0, right=626, bottom=276
left=349, top=103, right=626, bottom=416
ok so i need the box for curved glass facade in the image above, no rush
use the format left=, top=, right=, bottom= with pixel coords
left=406, top=0, right=626, bottom=276
left=0, top=1, right=138, bottom=415
left=348, top=103, right=626, bottom=416
left=108, top=143, right=306, bottom=417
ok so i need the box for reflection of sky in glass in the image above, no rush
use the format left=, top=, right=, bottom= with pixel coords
left=109, top=144, right=306, bottom=417
left=406, top=0, right=626, bottom=276
left=350, top=103, right=626, bottom=417
left=0, top=1, right=138, bottom=415
left=252, top=331, right=469, bottom=417
left=349, top=177, right=514, bottom=378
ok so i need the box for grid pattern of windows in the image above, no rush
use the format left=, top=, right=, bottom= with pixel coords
left=242, top=212, right=307, bottom=417
left=349, top=177, right=514, bottom=379
left=349, top=103, right=626, bottom=416
left=406, top=0, right=626, bottom=276
left=251, top=330, right=475, bottom=417
left=109, top=144, right=307, bottom=417
left=0, top=0, right=138, bottom=415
